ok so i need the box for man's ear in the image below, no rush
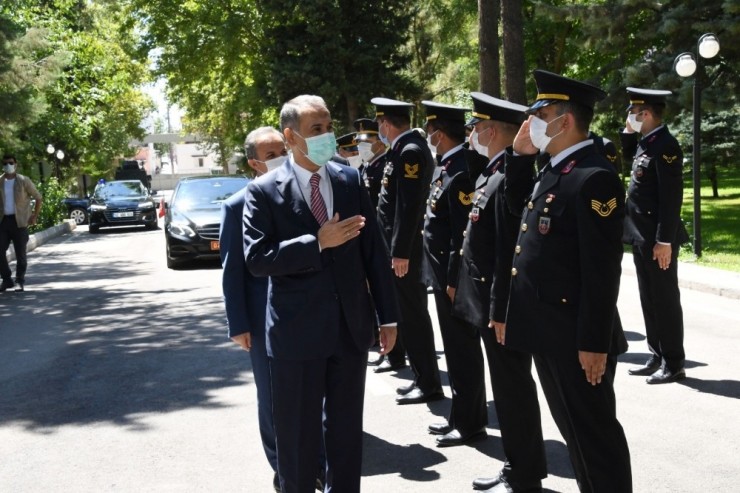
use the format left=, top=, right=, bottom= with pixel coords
left=284, top=128, right=296, bottom=147
left=247, top=159, right=261, bottom=174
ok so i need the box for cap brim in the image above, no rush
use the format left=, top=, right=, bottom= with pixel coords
left=526, top=99, right=559, bottom=114
left=466, top=116, right=483, bottom=126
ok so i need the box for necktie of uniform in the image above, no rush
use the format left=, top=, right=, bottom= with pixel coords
left=309, top=173, right=329, bottom=226
left=531, top=162, right=552, bottom=199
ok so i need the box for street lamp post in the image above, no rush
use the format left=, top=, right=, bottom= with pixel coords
left=46, top=144, right=65, bottom=179
left=673, top=33, right=720, bottom=258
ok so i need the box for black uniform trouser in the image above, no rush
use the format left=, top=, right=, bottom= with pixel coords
left=395, top=270, right=440, bottom=392
left=479, top=325, right=547, bottom=485
left=0, top=215, right=29, bottom=283
left=534, top=352, right=632, bottom=493
left=434, top=290, right=486, bottom=434
left=632, top=244, right=685, bottom=371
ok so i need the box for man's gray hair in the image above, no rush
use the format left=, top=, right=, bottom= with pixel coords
left=279, top=95, right=328, bottom=131
left=244, top=126, right=283, bottom=160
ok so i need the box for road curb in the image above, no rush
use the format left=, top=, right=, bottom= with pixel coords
left=4, top=219, right=76, bottom=263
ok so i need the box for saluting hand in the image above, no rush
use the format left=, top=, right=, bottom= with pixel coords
left=512, top=117, right=538, bottom=156
left=318, top=213, right=365, bottom=250
left=579, top=351, right=607, bottom=386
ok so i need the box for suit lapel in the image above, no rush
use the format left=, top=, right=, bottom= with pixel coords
left=326, top=162, right=348, bottom=218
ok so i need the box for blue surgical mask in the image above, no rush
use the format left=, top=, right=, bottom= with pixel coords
left=295, top=131, right=337, bottom=166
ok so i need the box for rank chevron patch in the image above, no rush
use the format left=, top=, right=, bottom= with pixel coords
left=459, top=191, right=474, bottom=206
left=663, top=154, right=679, bottom=164
left=591, top=198, right=618, bottom=217
left=404, top=163, right=419, bottom=178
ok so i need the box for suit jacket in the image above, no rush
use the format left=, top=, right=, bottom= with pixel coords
left=376, top=130, right=434, bottom=259
left=621, top=126, right=689, bottom=248
left=421, top=147, right=475, bottom=290
left=219, top=186, right=268, bottom=339
left=506, top=144, right=628, bottom=356
left=243, top=160, right=398, bottom=360
left=452, top=151, right=532, bottom=327
left=360, top=152, right=386, bottom=209
left=0, top=173, right=42, bottom=228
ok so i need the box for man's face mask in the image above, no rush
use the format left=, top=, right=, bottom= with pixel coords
left=3, top=162, right=16, bottom=174
left=294, top=131, right=337, bottom=166
left=358, top=142, right=375, bottom=162
left=627, top=112, right=644, bottom=133
left=529, top=113, right=565, bottom=152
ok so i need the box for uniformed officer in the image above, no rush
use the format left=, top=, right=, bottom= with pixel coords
left=505, top=70, right=632, bottom=492
left=419, top=100, right=486, bottom=445
left=372, top=97, right=442, bottom=397
left=621, top=87, right=688, bottom=384
left=450, top=93, right=547, bottom=491
left=335, top=132, right=362, bottom=169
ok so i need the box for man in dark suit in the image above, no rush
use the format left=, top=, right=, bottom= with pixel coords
left=451, top=93, right=547, bottom=491
left=621, top=87, right=688, bottom=384
left=372, top=97, right=442, bottom=397
left=420, top=100, right=487, bottom=445
left=243, top=95, right=398, bottom=493
left=220, top=127, right=289, bottom=492
left=505, top=70, right=632, bottom=493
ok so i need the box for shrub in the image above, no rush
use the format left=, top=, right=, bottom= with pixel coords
left=29, top=177, right=67, bottom=234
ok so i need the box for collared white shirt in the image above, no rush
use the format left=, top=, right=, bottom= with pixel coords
left=390, top=129, right=414, bottom=149
left=290, top=156, right=334, bottom=218
left=440, top=143, right=465, bottom=163
left=642, top=124, right=664, bottom=141
left=550, top=139, right=595, bottom=171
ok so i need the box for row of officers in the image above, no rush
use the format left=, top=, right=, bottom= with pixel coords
left=329, top=69, right=685, bottom=493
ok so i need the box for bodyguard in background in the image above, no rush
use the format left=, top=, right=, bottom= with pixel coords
left=621, top=88, right=688, bottom=384
left=1, top=154, right=42, bottom=293
left=451, top=93, right=547, bottom=491
left=243, top=95, right=398, bottom=493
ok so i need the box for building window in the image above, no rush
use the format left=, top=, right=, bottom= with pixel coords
left=198, top=158, right=204, bottom=168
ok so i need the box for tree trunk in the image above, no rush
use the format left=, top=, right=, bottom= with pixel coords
left=502, top=0, right=526, bottom=104
left=479, top=0, right=501, bottom=96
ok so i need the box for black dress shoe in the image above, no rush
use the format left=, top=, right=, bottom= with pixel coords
left=473, top=472, right=504, bottom=490
left=367, top=353, right=384, bottom=366
left=428, top=422, right=452, bottom=435
left=0, top=279, right=14, bottom=292
left=14, top=282, right=24, bottom=292
left=374, top=359, right=407, bottom=373
left=395, top=387, right=444, bottom=405
left=646, top=367, right=686, bottom=384
left=435, top=427, right=487, bottom=447
left=396, top=382, right=416, bottom=395
left=473, top=472, right=542, bottom=492
left=628, top=357, right=661, bottom=376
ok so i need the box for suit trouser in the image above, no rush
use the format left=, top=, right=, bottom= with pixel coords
left=479, top=325, right=547, bottom=485
left=395, top=263, right=440, bottom=393
left=0, top=215, right=29, bottom=283
left=434, top=291, right=486, bottom=434
left=249, top=331, right=278, bottom=472
left=632, top=245, right=685, bottom=370
left=270, top=320, right=366, bottom=493
left=534, top=352, right=632, bottom=493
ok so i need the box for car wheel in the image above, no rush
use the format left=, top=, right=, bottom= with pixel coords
left=89, top=225, right=99, bottom=234
left=69, top=207, right=88, bottom=225
left=166, top=242, right=185, bottom=269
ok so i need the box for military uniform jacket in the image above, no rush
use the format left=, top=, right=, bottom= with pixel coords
left=505, top=144, right=628, bottom=356
left=376, top=130, right=435, bottom=259
left=620, top=125, right=689, bottom=247
left=360, top=151, right=386, bottom=209
left=452, top=150, right=532, bottom=328
left=422, top=146, right=475, bottom=290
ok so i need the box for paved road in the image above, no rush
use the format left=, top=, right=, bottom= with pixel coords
left=1, top=225, right=738, bottom=492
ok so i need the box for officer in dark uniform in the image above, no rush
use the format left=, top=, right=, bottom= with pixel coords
left=336, top=132, right=362, bottom=168
left=505, top=70, right=632, bottom=493
left=372, top=97, right=442, bottom=392
left=621, top=87, right=688, bottom=384
left=354, top=118, right=386, bottom=208
left=450, top=92, right=548, bottom=491
left=418, top=100, right=486, bottom=445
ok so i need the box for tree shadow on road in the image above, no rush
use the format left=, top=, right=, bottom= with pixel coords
left=362, top=432, right=446, bottom=482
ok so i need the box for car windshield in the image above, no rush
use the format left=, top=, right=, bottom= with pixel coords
left=173, top=178, right=247, bottom=210
left=94, top=181, right=147, bottom=199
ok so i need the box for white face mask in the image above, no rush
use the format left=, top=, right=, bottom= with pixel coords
left=627, top=113, right=643, bottom=133
left=378, top=122, right=390, bottom=146
left=357, top=142, right=375, bottom=162
left=347, top=155, right=363, bottom=168
left=427, top=130, right=439, bottom=156
left=529, top=114, right=565, bottom=152
left=3, top=163, right=16, bottom=174
left=471, top=128, right=490, bottom=157
left=264, top=156, right=286, bottom=172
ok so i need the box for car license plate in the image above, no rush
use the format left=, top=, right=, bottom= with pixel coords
left=113, top=211, right=134, bottom=218
left=210, top=241, right=220, bottom=251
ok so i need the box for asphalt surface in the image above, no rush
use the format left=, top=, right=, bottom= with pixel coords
left=1, top=224, right=738, bottom=492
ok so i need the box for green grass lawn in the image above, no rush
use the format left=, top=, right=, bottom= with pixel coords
left=677, top=166, right=740, bottom=272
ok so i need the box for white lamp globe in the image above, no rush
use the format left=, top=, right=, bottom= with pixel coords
left=674, top=53, right=697, bottom=78
left=698, top=34, right=720, bottom=59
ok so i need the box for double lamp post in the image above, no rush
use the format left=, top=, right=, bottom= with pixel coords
left=673, top=33, right=720, bottom=258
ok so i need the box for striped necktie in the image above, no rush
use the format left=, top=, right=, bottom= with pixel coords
left=309, top=173, right=329, bottom=226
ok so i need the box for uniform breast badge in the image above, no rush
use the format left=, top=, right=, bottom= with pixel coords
left=469, top=207, right=480, bottom=222
left=538, top=216, right=551, bottom=235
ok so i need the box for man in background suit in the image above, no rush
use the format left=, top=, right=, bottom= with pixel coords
left=220, top=126, right=288, bottom=492
left=243, top=95, right=398, bottom=493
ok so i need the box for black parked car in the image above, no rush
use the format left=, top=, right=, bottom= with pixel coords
left=88, top=180, right=158, bottom=234
left=63, top=197, right=91, bottom=225
left=164, top=175, right=248, bottom=269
